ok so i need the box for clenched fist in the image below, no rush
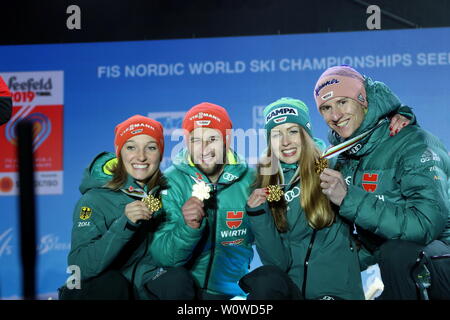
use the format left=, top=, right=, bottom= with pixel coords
left=182, top=196, right=205, bottom=229
left=125, top=201, right=153, bottom=224
left=320, top=168, right=348, bottom=206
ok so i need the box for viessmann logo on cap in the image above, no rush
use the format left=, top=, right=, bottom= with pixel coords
left=265, top=107, right=298, bottom=124
left=120, top=123, right=155, bottom=136
left=189, top=112, right=221, bottom=122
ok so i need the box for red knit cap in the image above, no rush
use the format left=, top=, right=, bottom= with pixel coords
left=114, top=115, right=164, bottom=157
left=182, top=102, right=233, bottom=141
left=313, top=65, right=367, bottom=110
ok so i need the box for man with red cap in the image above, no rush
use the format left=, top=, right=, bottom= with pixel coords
left=150, top=102, right=255, bottom=299
left=0, top=76, right=12, bottom=125
left=314, top=65, right=450, bottom=300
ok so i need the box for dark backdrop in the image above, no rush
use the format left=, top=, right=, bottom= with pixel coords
left=1, top=0, right=450, bottom=45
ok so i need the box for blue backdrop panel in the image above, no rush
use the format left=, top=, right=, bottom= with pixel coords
left=0, top=27, right=449, bottom=298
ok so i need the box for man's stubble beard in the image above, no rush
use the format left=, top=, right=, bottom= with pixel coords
left=196, top=149, right=227, bottom=181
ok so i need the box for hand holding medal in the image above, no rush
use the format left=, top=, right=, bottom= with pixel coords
left=122, top=186, right=162, bottom=222
left=180, top=180, right=210, bottom=229
left=247, top=185, right=285, bottom=209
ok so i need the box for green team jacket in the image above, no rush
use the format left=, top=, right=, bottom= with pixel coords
left=330, top=77, right=450, bottom=269
left=68, top=152, right=163, bottom=299
left=149, top=149, right=255, bottom=297
left=246, top=162, right=365, bottom=300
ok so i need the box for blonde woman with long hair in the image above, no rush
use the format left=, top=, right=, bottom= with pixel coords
left=239, top=98, right=365, bottom=300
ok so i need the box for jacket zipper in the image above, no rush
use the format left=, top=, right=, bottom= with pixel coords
left=302, top=229, right=317, bottom=299
left=351, top=158, right=363, bottom=240
left=351, top=158, right=361, bottom=189
left=203, top=184, right=217, bottom=292
left=199, top=170, right=235, bottom=294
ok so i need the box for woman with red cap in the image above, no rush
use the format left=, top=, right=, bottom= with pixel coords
left=60, top=115, right=195, bottom=300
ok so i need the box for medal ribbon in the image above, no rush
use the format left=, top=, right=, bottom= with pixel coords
left=321, top=118, right=387, bottom=160
left=121, top=185, right=162, bottom=213
left=120, top=185, right=159, bottom=198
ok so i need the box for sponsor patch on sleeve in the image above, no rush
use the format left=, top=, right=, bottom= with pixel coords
left=79, top=207, right=92, bottom=220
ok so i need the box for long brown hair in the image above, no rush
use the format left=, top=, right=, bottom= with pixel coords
left=255, top=127, right=334, bottom=232
left=106, top=155, right=166, bottom=192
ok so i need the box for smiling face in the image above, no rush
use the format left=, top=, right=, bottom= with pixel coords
left=318, top=97, right=367, bottom=138
left=120, top=134, right=161, bottom=186
left=188, top=127, right=226, bottom=179
left=270, top=123, right=302, bottom=164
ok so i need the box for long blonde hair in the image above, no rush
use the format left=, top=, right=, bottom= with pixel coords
left=255, top=127, right=334, bottom=232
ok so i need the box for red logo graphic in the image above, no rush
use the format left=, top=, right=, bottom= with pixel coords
left=0, top=105, right=63, bottom=173
left=221, top=239, right=244, bottom=246
left=0, top=177, right=14, bottom=192
left=362, top=173, right=378, bottom=193
left=195, top=172, right=203, bottom=181
left=226, top=211, right=243, bottom=229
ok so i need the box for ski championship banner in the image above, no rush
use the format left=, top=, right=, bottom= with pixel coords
left=0, top=27, right=449, bottom=298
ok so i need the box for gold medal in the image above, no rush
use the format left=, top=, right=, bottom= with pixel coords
left=192, top=180, right=211, bottom=201
left=267, top=185, right=284, bottom=202
left=314, top=158, right=329, bottom=175
left=141, top=194, right=162, bottom=212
